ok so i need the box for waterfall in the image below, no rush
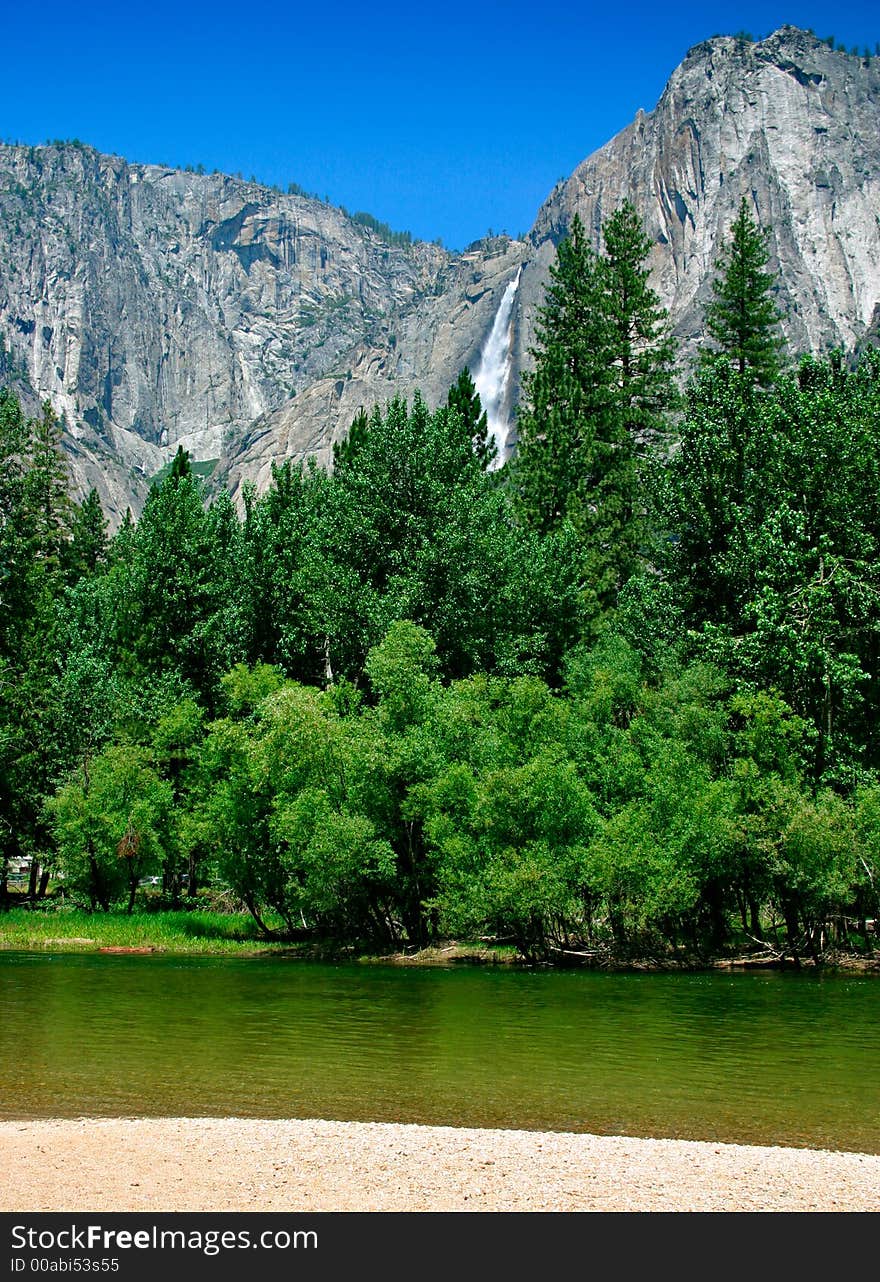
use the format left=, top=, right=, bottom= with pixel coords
left=473, top=267, right=521, bottom=467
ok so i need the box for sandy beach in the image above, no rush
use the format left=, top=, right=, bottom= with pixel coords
left=1, top=1117, right=878, bottom=1212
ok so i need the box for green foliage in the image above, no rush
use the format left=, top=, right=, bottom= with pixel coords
left=514, top=214, right=608, bottom=535
left=345, top=209, right=413, bottom=247
left=244, top=391, right=583, bottom=685
left=704, top=197, right=783, bottom=384
left=220, top=662, right=285, bottom=718
left=0, top=392, right=77, bottom=889
left=365, top=620, right=439, bottom=728
left=0, top=388, right=35, bottom=655
left=5, top=188, right=880, bottom=963
left=67, top=487, right=108, bottom=581
left=49, top=744, right=173, bottom=911
left=25, top=401, right=73, bottom=575
left=601, top=202, right=678, bottom=444
left=427, top=753, right=597, bottom=959
left=111, top=459, right=250, bottom=710
left=271, top=792, right=396, bottom=933
left=446, top=367, right=494, bottom=468
left=513, top=204, right=675, bottom=628
left=26, top=612, right=880, bottom=961
left=332, top=407, right=370, bottom=471
left=664, top=350, right=880, bottom=779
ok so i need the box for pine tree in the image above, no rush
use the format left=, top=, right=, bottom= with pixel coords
left=125, top=455, right=240, bottom=708
left=107, top=508, right=136, bottom=571
left=446, top=367, right=495, bottom=468
left=705, top=197, right=783, bottom=385
left=0, top=389, right=33, bottom=653
left=67, top=487, right=108, bottom=580
left=332, top=407, right=369, bottom=472
left=513, top=214, right=609, bottom=536
left=601, top=201, right=677, bottom=444
left=0, top=393, right=73, bottom=900
left=168, top=444, right=193, bottom=483
left=513, top=205, right=675, bottom=623
left=24, top=400, right=72, bottom=575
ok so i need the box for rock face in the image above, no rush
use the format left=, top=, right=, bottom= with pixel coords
left=220, top=237, right=527, bottom=501
left=0, top=28, right=878, bottom=519
left=0, top=144, right=453, bottom=519
left=219, top=28, right=880, bottom=491
left=515, top=28, right=880, bottom=382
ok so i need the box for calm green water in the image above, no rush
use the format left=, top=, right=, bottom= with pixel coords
left=1, top=952, right=878, bottom=1152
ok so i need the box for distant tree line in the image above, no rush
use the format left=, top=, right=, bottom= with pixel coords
left=2, top=196, right=879, bottom=964
left=340, top=209, right=414, bottom=247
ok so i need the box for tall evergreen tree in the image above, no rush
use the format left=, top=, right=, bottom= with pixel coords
left=601, top=202, right=677, bottom=444
left=0, top=389, right=32, bottom=901
left=513, top=214, right=608, bottom=537
left=67, top=487, right=109, bottom=581
left=25, top=400, right=73, bottom=575
left=110, top=507, right=136, bottom=567
left=513, top=205, right=675, bottom=625
left=117, top=451, right=246, bottom=710
left=0, top=393, right=74, bottom=900
left=664, top=349, right=880, bottom=781
left=168, top=444, right=193, bottom=482
left=332, top=408, right=369, bottom=471
left=0, top=388, right=33, bottom=655
left=705, top=197, right=783, bottom=385
left=446, top=367, right=495, bottom=468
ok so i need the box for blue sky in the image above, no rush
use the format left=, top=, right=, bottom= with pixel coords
left=1, top=1, right=877, bottom=249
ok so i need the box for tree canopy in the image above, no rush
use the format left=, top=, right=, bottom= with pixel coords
left=513, top=203, right=676, bottom=629
left=3, top=197, right=880, bottom=968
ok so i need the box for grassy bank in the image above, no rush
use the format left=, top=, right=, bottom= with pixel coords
left=0, top=906, right=285, bottom=956
left=2, top=906, right=876, bottom=971
left=0, top=906, right=512, bottom=964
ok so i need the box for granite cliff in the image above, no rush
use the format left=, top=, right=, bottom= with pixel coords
left=515, top=26, right=880, bottom=380
left=0, top=144, right=456, bottom=518
left=0, top=26, right=877, bottom=519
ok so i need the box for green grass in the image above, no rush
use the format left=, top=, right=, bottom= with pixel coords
left=0, top=906, right=289, bottom=955
left=0, top=907, right=519, bottom=965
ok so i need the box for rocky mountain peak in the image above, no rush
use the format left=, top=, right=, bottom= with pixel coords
left=0, top=26, right=877, bottom=520
left=517, top=25, right=880, bottom=381
left=0, top=140, right=456, bottom=519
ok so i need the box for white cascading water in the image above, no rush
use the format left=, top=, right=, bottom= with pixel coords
left=473, top=267, right=522, bottom=467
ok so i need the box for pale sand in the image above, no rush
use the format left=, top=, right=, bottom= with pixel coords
left=1, top=1118, right=879, bottom=1212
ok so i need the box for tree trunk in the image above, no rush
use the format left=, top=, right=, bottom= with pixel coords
left=242, top=892, right=274, bottom=937
left=783, top=901, right=801, bottom=967
left=704, top=880, right=727, bottom=951
left=748, top=893, right=763, bottom=941
left=805, top=917, right=823, bottom=966
left=89, top=849, right=110, bottom=912
left=608, top=900, right=627, bottom=949
left=187, top=851, right=198, bottom=898
left=402, top=821, right=429, bottom=947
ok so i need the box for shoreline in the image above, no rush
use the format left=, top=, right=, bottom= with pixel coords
left=2, top=1117, right=879, bottom=1212
left=1, top=931, right=878, bottom=974
left=2, top=903, right=878, bottom=972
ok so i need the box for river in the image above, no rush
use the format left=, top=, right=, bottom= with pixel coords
left=1, top=952, right=877, bottom=1152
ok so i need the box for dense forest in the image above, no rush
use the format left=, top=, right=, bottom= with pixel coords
left=2, top=198, right=879, bottom=964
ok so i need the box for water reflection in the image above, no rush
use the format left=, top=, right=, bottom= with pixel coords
left=1, top=953, right=877, bottom=1152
